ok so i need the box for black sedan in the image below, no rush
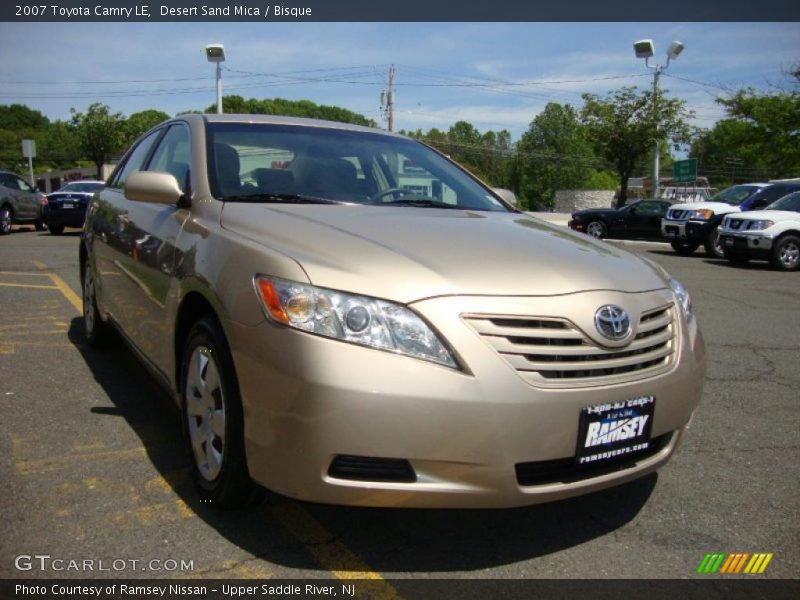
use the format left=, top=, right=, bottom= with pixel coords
left=42, top=180, right=104, bottom=235
left=569, top=200, right=672, bottom=240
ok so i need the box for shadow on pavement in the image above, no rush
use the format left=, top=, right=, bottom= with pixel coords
left=68, top=316, right=656, bottom=573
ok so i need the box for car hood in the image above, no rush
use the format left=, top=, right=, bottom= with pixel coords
left=670, top=201, right=740, bottom=213
left=220, top=204, right=669, bottom=303
left=733, top=210, right=799, bottom=221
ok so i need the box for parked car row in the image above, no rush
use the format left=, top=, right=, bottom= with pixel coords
left=0, top=169, right=101, bottom=235
left=569, top=181, right=800, bottom=271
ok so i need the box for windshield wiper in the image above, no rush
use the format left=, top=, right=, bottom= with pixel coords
left=220, top=193, right=344, bottom=205
left=380, top=198, right=465, bottom=209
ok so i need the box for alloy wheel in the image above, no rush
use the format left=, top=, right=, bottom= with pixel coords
left=779, top=240, right=799, bottom=269
left=586, top=221, right=605, bottom=238
left=83, top=268, right=95, bottom=334
left=0, top=208, right=10, bottom=234
left=185, top=346, right=226, bottom=482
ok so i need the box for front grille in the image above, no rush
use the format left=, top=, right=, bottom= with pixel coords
left=465, top=306, right=675, bottom=387
left=515, top=432, right=672, bottom=486
left=328, top=455, right=416, bottom=483
left=667, top=209, right=690, bottom=220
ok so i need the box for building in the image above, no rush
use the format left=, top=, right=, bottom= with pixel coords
left=33, top=164, right=117, bottom=193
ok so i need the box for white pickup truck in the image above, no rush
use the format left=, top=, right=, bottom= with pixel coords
left=718, top=191, right=800, bottom=271
left=661, top=183, right=800, bottom=258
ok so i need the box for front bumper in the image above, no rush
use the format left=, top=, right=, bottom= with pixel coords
left=661, top=219, right=687, bottom=240
left=230, top=291, right=706, bottom=508
left=718, top=231, right=774, bottom=256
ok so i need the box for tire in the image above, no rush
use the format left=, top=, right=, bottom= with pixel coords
left=770, top=234, right=800, bottom=272
left=82, top=258, right=115, bottom=347
left=723, top=251, right=750, bottom=266
left=704, top=226, right=725, bottom=259
left=181, top=317, right=255, bottom=508
left=0, top=206, right=11, bottom=235
left=670, top=240, right=699, bottom=256
left=586, top=220, right=607, bottom=239
left=34, top=219, right=47, bottom=232
left=49, top=225, right=64, bottom=235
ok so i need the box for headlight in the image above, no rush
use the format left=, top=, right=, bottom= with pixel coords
left=691, top=208, right=714, bottom=220
left=748, top=220, right=774, bottom=231
left=254, top=275, right=458, bottom=368
left=669, top=278, right=693, bottom=322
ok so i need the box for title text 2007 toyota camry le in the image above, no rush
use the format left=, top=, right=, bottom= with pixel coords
left=80, top=114, right=706, bottom=508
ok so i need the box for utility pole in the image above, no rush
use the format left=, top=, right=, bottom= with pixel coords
left=652, top=65, right=661, bottom=200
left=634, top=39, right=685, bottom=201
left=381, top=65, right=395, bottom=132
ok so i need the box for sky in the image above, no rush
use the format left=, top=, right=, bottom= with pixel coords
left=0, top=21, right=798, bottom=142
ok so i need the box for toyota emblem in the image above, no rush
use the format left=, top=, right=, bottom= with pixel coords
left=594, top=305, right=631, bottom=341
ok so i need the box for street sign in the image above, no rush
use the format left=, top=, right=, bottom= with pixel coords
left=21, top=139, right=36, bottom=158
left=673, top=158, right=697, bottom=183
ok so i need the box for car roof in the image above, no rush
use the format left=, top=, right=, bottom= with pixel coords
left=177, top=113, right=399, bottom=138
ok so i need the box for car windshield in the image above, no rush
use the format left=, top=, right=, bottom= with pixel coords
left=206, top=123, right=509, bottom=211
left=711, top=185, right=761, bottom=205
left=61, top=182, right=104, bottom=193
left=766, top=192, right=800, bottom=212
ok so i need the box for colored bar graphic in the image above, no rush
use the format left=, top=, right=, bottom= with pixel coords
left=697, top=552, right=772, bottom=575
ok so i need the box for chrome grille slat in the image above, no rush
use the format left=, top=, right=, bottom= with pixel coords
left=465, top=305, right=676, bottom=387
left=510, top=344, right=672, bottom=372
left=489, top=327, right=672, bottom=356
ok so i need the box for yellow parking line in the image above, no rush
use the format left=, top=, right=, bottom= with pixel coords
left=267, top=503, right=402, bottom=600
left=0, top=343, right=14, bottom=355
left=0, top=282, right=59, bottom=290
left=0, top=271, right=51, bottom=277
left=27, top=261, right=82, bottom=312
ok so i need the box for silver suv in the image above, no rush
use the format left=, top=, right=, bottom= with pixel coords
left=0, top=170, right=46, bottom=234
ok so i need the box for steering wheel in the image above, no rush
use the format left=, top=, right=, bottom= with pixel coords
left=369, top=187, right=411, bottom=202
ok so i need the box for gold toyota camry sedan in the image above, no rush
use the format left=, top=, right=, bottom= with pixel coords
left=81, top=114, right=706, bottom=508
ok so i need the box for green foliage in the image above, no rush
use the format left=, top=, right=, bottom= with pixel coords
left=692, top=88, right=800, bottom=181
left=405, top=122, right=515, bottom=191
left=517, top=103, right=598, bottom=209
left=205, top=95, right=375, bottom=127
left=583, top=170, right=619, bottom=190
left=0, top=104, right=49, bottom=131
left=581, top=87, right=692, bottom=206
left=123, top=109, right=170, bottom=147
left=70, top=103, right=127, bottom=178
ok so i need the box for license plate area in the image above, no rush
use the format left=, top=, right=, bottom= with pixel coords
left=62, top=202, right=74, bottom=209
left=576, top=396, right=655, bottom=465
left=664, top=226, right=678, bottom=238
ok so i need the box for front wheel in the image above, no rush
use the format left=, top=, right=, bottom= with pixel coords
left=0, top=206, right=11, bottom=235
left=770, top=235, right=800, bottom=271
left=181, top=317, right=255, bottom=508
left=586, top=220, right=607, bottom=239
left=670, top=240, right=699, bottom=256
left=704, top=226, right=725, bottom=259
left=34, top=219, right=47, bottom=232
left=82, top=260, right=114, bottom=347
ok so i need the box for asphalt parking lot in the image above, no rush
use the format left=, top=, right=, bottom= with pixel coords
left=1, top=225, right=798, bottom=587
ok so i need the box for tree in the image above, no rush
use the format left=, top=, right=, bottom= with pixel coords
left=124, top=109, right=170, bottom=147
left=205, top=95, right=375, bottom=127
left=0, top=104, right=49, bottom=131
left=517, top=102, right=598, bottom=209
left=693, top=88, right=800, bottom=180
left=581, top=87, right=692, bottom=206
left=70, top=103, right=126, bottom=178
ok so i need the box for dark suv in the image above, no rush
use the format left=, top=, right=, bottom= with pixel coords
left=0, top=170, right=46, bottom=234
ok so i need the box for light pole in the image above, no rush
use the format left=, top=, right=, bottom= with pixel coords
left=634, top=39, right=684, bottom=200
left=205, top=44, right=226, bottom=114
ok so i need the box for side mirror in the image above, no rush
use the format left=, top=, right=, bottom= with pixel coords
left=492, top=188, right=517, bottom=208
left=125, top=171, right=183, bottom=205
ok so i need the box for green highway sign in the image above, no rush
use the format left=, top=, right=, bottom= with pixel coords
left=673, top=159, right=698, bottom=183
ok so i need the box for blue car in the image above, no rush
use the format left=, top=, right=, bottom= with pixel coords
left=42, top=180, right=104, bottom=235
